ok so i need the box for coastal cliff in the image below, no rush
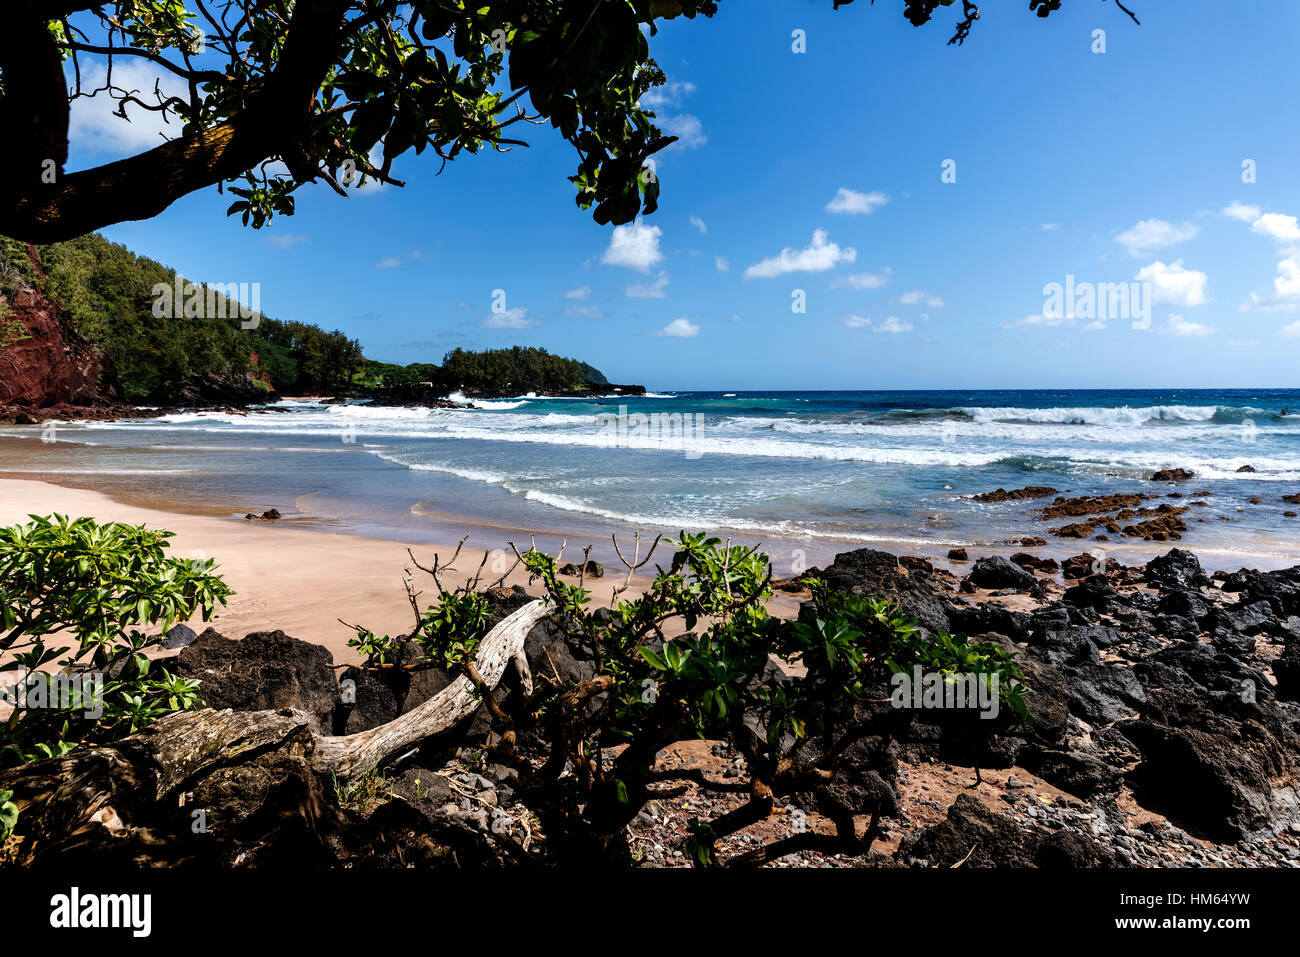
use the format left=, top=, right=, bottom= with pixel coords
left=0, top=245, right=108, bottom=421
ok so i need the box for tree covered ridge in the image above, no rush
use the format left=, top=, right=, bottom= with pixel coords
left=0, top=232, right=363, bottom=401
left=362, top=346, right=610, bottom=397
left=0, top=233, right=616, bottom=403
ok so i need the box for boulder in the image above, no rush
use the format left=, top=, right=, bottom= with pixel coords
left=1274, top=641, right=1300, bottom=702
left=897, top=793, right=1118, bottom=867
left=177, top=628, right=339, bottom=733
left=967, top=556, right=1038, bottom=592
left=1020, top=745, right=1124, bottom=798
left=1011, top=552, right=1059, bottom=573
left=1062, top=581, right=1125, bottom=612
left=1066, top=662, right=1147, bottom=726
left=1143, top=548, right=1205, bottom=589
left=1150, top=468, right=1194, bottom=482
left=945, top=604, right=1032, bottom=644
left=162, top=623, right=199, bottom=650
left=1120, top=685, right=1300, bottom=842
left=815, top=548, right=950, bottom=633
left=1155, top=588, right=1210, bottom=623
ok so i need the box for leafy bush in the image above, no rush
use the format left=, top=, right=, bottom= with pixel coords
left=354, top=532, right=1033, bottom=867
left=0, top=515, right=232, bottom=766
left=804, top=580, right=1032, bottom=721
left=0, top=788, right=16, bottom=841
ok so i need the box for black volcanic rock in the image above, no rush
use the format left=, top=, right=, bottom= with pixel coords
left=177, top=628, right=339, bottom=733
left=967, top=556, right=1038, bottom=592
left=1144, top=548, right=1205, bottom=589
left=815, top=548, right=950, bottom=633
left=898, top=793, right=1118, bottom=867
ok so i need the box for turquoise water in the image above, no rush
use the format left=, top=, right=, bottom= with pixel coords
left=4, top=388, right=1300, bottom=569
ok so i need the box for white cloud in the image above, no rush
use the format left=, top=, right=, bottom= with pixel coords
left=1001, top=312, right=1066, bottom=329
left=1252, top=212, right=1300, bottom=244
left=374, top=250, right=425, bottom=269
left=1223, top=201, right=1262, bottom=223
left=825, top=188, right=889, bottom=216
left=715, top=256, right=730, bottom=272
left=1040, top=223, right=1060, bottom=231
left=265, top=233, right=310, bottom=250
left=1083, top=319, right=1108, bottom=332
left=843, top=315, right=911, bottom=333
left=744, top=230, right=856, bottom=279
left=482, top=308, right=535, bottom=329
left=626, top=271, right=670, bottom=298
left=1275, top=259, right=1300, bottom=300
left=350, top=145, right=389, bottom=196
left=872, top=316, right=912, bottom=334
left=564, top=285, right=592, bottom=300
left=833, top=268, right=892, bottom=290
left=1115, top=219, right=1199, bottom=257
left=640, top=81, right=705, bottom=150
left=899, top=289, right=943, bottom=307
left=565, top=304, right=606, bottom=319
left=639, top=81, right=697, bottom=110
left=1280, top=320, right=1300, bottom=338
left=689, top=215, right=708, bottom=235
left=655, top=317, right=699, bottom=338
left=1136, top=259, right=1209, bottom=307
left=602, top=219, right=663, bottom=272
left=658, top=113, right=706, bottom=149
left=67, top=60, right=187, bottom=155
left=1162, top=313, right=1215, bottom=337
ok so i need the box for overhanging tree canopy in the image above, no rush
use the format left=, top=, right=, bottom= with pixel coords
left=0, top=1, right=1138, bottom=244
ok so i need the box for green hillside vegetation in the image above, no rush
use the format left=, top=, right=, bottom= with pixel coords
left=0, top=235, right=613, bottom=403
left=0, top=233, right=362, bottom=402
left=359, top=347, right=609, bottom=396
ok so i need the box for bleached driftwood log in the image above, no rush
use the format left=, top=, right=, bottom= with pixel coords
left=312, top=598, right=548, bottom=776
left=0, top=599, right=550, bottom=853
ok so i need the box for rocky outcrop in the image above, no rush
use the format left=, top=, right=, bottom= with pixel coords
left=967, top=556, right=1039, bottom=592
left=0, top=252, right=102, bottom=412
left=176, top=628, right=340, bottom=733
left=812, top=548, right=950, bottom=633
left=971, top=486, right=1059, bottom=503
left=898, top=793, right=1119, bottom=867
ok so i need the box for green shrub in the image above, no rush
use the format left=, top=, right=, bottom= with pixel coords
left=0, top=788, right=16, bottom=841
left=354, top=532, right=1034, bottom=867
left=0, top=515, right=232, bottom=766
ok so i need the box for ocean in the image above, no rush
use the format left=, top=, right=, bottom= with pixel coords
left=4, top=388, right=1300, bottom=571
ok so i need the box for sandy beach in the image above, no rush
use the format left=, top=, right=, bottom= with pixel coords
left=0, top=477, right=803, bottom=663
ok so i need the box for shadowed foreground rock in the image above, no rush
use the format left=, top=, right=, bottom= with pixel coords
left=177, top=628, right=339, bottom=733
left=0, top=601, right=550, bottom=867
left=898, top=794, right=1119, bottom=867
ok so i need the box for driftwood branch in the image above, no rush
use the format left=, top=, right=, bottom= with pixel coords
left=312, top=598, right=548, bottom=777
left=0, top=599, right=551, bottom=845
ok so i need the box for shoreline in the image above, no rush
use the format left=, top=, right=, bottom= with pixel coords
left=0, top=477, right=804, bottom=663
left=5, top=433, right=1300, bottom=575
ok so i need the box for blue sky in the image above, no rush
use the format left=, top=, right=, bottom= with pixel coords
left=69, top=0, right=1300, bottom=391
